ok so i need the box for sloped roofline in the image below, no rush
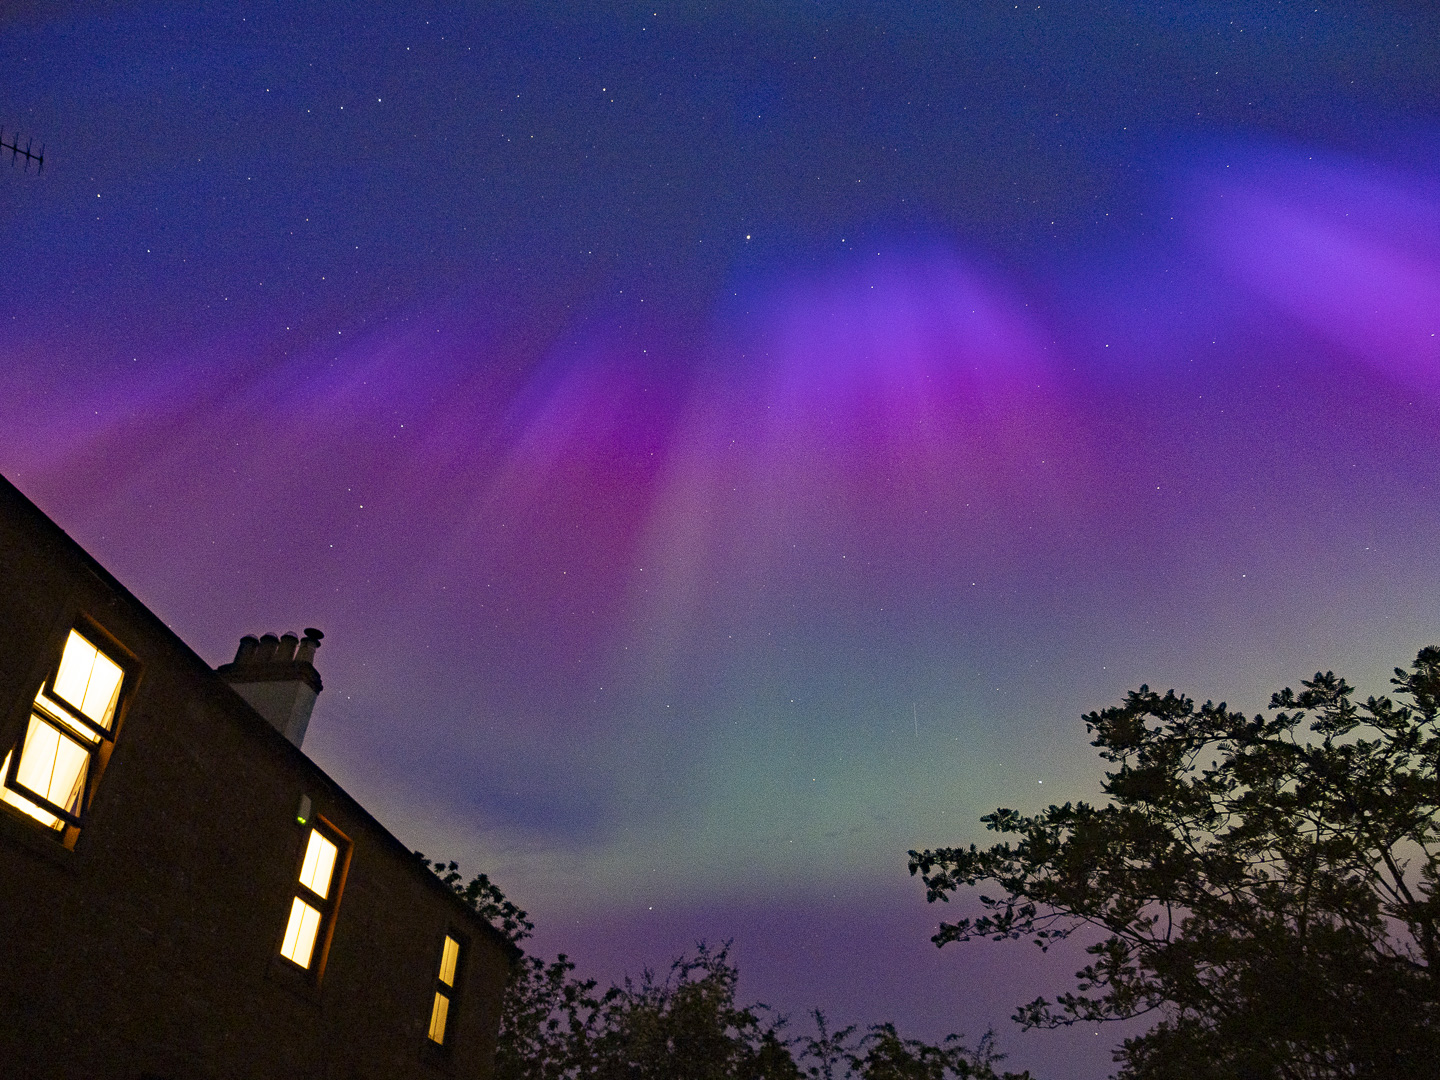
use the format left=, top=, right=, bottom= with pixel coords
left=0, top=473, right=523, bottom=962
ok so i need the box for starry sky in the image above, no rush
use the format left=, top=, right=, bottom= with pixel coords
left=3, top=3, right=1440, bottom=1075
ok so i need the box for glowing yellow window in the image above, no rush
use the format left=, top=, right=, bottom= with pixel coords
left=53, top=630, right=124, bottom=729
left=298, top=828, right=339, bottom=898
left=280, top=897, right=323, bottom=967
left=439, top=934, right=459, bottom=986
left=427, top=934, right=463, bottom=1045
left=2, top=629, right=126, bottom=832
left=427, top=990, right=450, bottom=1044
left=279, top=824, right=345, bottom=971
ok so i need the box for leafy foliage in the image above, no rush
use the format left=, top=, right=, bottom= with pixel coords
left=488, top=943, right=1030, bottom=1080
left=417, top=855, right=535, bottom=944
left=420, top=857, right=1028, bottom=1080
left=496, top=950, right=610, bottom=1080
left=815, top=1017, right=1027, bottom=1080
left=909, top=648, right=1440, bottom=1079
left=584, top=942, right=798, bottom=1080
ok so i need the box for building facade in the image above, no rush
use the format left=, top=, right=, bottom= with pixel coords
left=0, top=475, right=517, bottom=1079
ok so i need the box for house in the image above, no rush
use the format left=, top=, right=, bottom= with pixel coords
left=0, top=474, right=518, bottom=1079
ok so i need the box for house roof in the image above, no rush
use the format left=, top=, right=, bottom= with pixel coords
left=0, top=473, right=523, bottom=963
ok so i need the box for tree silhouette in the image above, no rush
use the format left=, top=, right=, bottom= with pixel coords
left=910, top=648, right=1440, bottom=1079
left=422, top=858, right=1030, bottom=1079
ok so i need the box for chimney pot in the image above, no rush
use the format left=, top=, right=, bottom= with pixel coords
left=277, top=632, right=299, bottom=662
left=255, top=633, right=280, bottom=663
left=296, top=629, right=322, bottom=664
left=234, top=634, right=260, bottom=665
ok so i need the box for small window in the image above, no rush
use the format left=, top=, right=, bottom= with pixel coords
left=279, top=825, right=343, bottom=970
left=1, top=629, right=127, bottom=831
left=427, top=934, right=463, bottom=1045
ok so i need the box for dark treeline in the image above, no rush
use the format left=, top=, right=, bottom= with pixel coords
left=428, top=647, right=1440, bottom=1080
left=417, top=858, right=1028, bottom=1080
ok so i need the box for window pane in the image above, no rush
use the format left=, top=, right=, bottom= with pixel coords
left=280, top=897, right=322, bottom=968
left=0, top=750, right=63, bottom=830
left=439, top=935, right=460, bottom=987
left=53, top=631, right=124, bottom=729
left=15, top=716, right=88, bottom=815
left=53, top=631, right=98, bottom=712
left=81, top=649, right=124, bottom=728
left=298, top=829, right=339, bottom=899
left=428, top=991, right=450, bottom=1044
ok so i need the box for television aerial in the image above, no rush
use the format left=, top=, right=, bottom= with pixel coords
left=0, top=128, right=43, bottom=173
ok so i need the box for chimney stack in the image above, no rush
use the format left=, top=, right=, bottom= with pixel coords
left=218, top=628, right=324, bottom=748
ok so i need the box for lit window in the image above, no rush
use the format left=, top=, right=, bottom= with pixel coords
left=280, top=897, right=323, bottom=967
left=427, top=991, right=450, bottom=1043
left=439, top=934, right=459, bottom=986
left=2, top=629, right=126, bottom=832
left=279, top=825, right=344, bottom=971
left=53, top=630, right=124, bottom=728
left=427, top=934, right=463, bottom=1045
left=299, top=828, right=339, bottom=897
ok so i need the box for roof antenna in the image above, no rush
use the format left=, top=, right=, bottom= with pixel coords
left=0, top=128, right=44, bottom=173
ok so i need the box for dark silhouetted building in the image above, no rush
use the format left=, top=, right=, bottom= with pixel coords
left=0, top=475, right=517, bottom=1079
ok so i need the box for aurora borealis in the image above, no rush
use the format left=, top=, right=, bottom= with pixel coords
left=3, top=4, right=1439, bottom=1075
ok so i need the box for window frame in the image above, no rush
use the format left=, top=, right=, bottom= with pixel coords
left=2, top=709, right=95, bottom=827
left=275, top=817, right=350, bottom=980
left=0, top=619, right=136, bottom=837
left=425, top=929, right=468, bottom=1051
left=41, top=627, right=127, bottom=741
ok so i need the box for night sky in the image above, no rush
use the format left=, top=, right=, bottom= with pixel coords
left=4, top=3, right=1440, bottom=1076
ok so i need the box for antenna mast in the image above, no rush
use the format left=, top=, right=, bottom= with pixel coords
left=0, top=128, right=43, bottom=173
